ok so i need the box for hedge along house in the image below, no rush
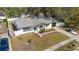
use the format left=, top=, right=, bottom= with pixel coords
left=12, top=15, right=58, bottom=36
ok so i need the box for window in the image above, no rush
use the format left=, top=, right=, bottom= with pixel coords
left=23, top=27, right=30, bottom=32
left=40, top=25, right=43, bottom=28
left=52, top=23, right=56, bottom=27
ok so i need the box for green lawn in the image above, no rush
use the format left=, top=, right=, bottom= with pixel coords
left=55, top=40, right=79, bottom=51
left=11, top=32, right=69, bottom=51
left=3, top=19, right=7, bottom=32
left=8, top=21, right=14, bottom=31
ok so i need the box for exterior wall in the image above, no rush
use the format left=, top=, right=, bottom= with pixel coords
left=35, top=23, right=52, bottom=33
left=14, top=27, right=34, bottom=36
left=46, top=23, right=52, bottom=30
left=14, top=23, right=53, bottom=36
left=34, top=26, right=40, bottom=33
left=56, top=22, right=65, bottom=27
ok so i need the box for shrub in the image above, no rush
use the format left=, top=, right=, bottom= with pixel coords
left=39, top=29, right=45, bottom=33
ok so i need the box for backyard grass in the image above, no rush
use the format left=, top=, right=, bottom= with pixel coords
left=55, top=40, right=79, bottom=51
left=11, top=32, right=69, bottom=51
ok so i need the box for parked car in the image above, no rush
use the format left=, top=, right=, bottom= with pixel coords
left=70, top=30, right=77, bottom=35
left=65, top=28, right=77, bottom=35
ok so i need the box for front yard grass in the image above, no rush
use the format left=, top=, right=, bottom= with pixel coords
left=8, top=21, right=14, bottom=31
left=11, top=32, right=69, bottom=51
left=55, top=40, right=79, bottom=51
left=3, top=19, right=7, bottom=32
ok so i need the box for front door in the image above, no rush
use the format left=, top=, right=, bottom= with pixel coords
left=34, top=27, right=36, bottom=30
left=52, top=23, right=56, bottom=27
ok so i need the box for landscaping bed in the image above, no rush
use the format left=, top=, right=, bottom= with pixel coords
left=55, top=40, right=79, bottom=51
left=39, top=28, right=55, bottom=33
left=11, top=32, right=69, bottom=51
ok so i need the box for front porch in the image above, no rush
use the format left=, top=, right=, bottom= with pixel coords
left=34, top=23, right=56, bottom=33
left=34, top=23, right=56, bottom=37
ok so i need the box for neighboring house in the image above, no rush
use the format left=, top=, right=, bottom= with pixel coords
left=0, top=11, right=6, bottom=20
left=12, top=16, right=58, bottom=36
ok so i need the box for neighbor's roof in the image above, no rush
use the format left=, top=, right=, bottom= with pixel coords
left=0, top=11, right=5, bottom=16
left=13, top=17, right=57, bottom=29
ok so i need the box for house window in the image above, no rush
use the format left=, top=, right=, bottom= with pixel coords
left=52, top=23, right=56, bottom=27
left=40, top=25, right=43, bottom=28
left=23, top=27, right=30, bottom=32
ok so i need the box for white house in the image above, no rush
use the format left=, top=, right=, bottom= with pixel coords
left=12, top=16, right=58, bottom=36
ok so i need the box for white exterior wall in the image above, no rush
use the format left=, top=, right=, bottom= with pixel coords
left=46, top=24, right=52, bottom=30
left=15, top=28, right=34, bottom=36
left=56, top=22, right=65, bottom=27
left=35, top=24, right=52, bottom=33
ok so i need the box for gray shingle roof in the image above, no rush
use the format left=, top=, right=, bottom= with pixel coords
left=13, top=17, right=57, bottom=29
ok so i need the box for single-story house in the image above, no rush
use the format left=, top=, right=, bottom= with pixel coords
left=12, top=16, right=58, bottom=36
